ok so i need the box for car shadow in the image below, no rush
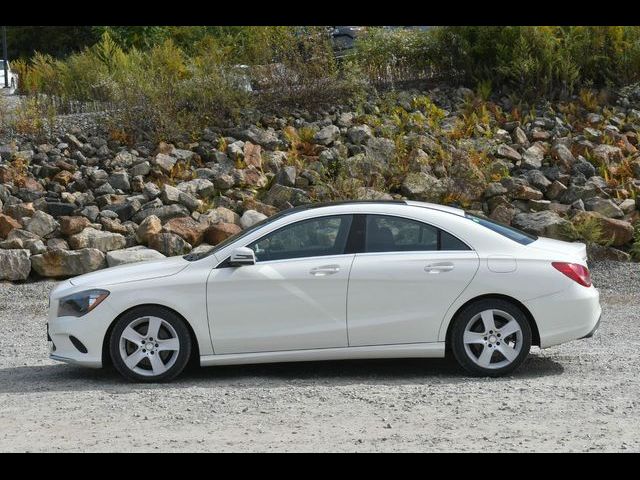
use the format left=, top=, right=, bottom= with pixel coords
left=0, top=354, right=564, bottom=394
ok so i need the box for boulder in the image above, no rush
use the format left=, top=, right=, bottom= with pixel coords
left=204, top=223, right=242, bottom=245
left=152, top=153, right=177, bottom=174
left=240, top=210, right=268, bottom=229
left=572, top=211, right=634, bottom=247
left=162, top=217, right=207, bottom=246
left=0, top=249, right=31, bottom=281
left=106, top=246, right=166, bottom=267
left=512, top=211, right=572, bottom=239
left=25, top=211, right=58, bottom=238
left=0, top=213, right=21, bottom=238
left=148, top=232, right=192, bottom=257
left=243, top=142, right=262, bottom=168
left=68, top=227, right=127, bottom=252
left=592, top=144, right=622, bottom=164
left=31, top=248, right=106, bottom=277
left=314, top=125, right=340, bottom=146
left=59, top=216, right=91, bottom=236
left=136, top=215, right=162, bottom=244
left=132, top=204, right=190, bottom=224
left=401, top=172, right=447, bottom=202
left=496, top=144, right=522, bottom=162
left=584, top=197, right=624, bottom=219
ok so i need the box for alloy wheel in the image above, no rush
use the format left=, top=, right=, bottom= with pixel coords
left=462, top=309, right=523, bottom=369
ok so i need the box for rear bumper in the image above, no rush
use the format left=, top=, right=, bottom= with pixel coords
left=524, top=285, right=601, bottom=348
left=581, top=314, right=601, bottom=339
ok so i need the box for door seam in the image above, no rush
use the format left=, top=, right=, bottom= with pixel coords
left=345, top=254, right=358, bottom=346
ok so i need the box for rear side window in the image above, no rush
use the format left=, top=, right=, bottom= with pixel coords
left=466, top=213, right=537, bottom=246
left=364, top=215, right=470, bottom=253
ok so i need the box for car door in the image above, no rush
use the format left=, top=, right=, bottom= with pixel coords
left=347, top=214, right=479, bottom=346
left=207, top=214, right=355, bottom=354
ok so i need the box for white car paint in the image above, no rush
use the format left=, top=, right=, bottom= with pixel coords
left=47, top=201, right=601, bottom=375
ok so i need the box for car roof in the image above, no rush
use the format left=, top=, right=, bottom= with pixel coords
left=280, top=200, right=465, bottom=217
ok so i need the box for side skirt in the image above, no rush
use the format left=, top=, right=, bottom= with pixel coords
left=200, top=342, right=445, bottom=367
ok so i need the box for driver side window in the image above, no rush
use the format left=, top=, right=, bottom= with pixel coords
left=247, top=215, right=353, bottom=262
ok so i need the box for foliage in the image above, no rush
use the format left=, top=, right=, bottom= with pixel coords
left=631, top=222, right=640, bottom=261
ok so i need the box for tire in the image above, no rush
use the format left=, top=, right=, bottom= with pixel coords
left=450, top=299, right=532, bottom=377
left=109, top=306, right=192, bottom=383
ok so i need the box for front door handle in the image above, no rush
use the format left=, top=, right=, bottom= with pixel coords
left=310, top=265, right=340, bottom=276
left=424, top=262, right=454, bottom=274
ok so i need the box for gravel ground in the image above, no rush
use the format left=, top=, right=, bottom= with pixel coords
left=0, top=261, right=638, bottom=452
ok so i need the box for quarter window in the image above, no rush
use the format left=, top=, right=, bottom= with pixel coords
left=364, top=215, right=470, bottom=253
left=247, top=215, right=353, bottom=262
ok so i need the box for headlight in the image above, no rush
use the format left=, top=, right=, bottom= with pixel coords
left=57, top=289, right=110, bottom=318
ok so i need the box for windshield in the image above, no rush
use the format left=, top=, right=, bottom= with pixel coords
left=183, top=208, right=293, bottom=261
left=465, top=213, right=538, bottom=246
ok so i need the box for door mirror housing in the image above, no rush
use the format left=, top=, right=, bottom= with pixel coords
left=229, top=247, right=256, bottom=266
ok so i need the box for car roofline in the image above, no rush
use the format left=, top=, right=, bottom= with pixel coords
left=277, top=200, right=465, bottom=217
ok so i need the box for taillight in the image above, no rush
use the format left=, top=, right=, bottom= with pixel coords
left=552, top=262, right=592, bottom=287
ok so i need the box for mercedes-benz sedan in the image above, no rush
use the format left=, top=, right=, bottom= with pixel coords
left=47, top=200, right=601, bottom=382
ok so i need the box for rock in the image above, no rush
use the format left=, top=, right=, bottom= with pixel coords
left=512, top=211, right=572, bottom=239
left=619, top=198, right=636, bottom=214
left=512, top=185, right=543, bottom=201
left=160, top=184, right=182, bottom=204
left=204, top=223, right=242, bottom=245
left=152, top=153, right=177, bottom=174
left=136, top=215, right=162, bottom=244
left=354, top=187, right=393, bottom=201
left=401, top=172, right=447, bottom=202
left=31, top=248, right=106, bottom=277
left=551, top=144, right=576, bottom=171
left=240, top=210, right=267, bottom=229
left=489, top=204, right=516, bottom=224
left=148, top=232, right=192, bottom=257
left=68, top=228, right=127, bottom=252
left=162, top=217, right=207, bottom=246
left=573, top=158, right=596, bottom=178
left=106, top=246, right=166, bottom=267
left=584, top=197, right=624, bottom=219
left=45, top=202, right=77, bottom=218
left=100, top=217, right=128, bottom=235
left=109, top=171, right=130, bottom=192
left=364, top=137, right=396, bottom=167
left=59, top=216, right=91, bottom=236
left=484, top=182, right=508, bottom=198
left=512, top=126, right=528, bottom=145
left=572, top=211, right=634, bottom=247
left=237, top=125, right=280, bottom=150
left=130, top=161, right=151, bottom=177
left=347, top=125, right=373, bottom=144
left=592, top=144, right=622, bottom=164
left=546, top=180, right=568, bottom=200
left=0, top=249, right=31, bottom=281
left=496, top=144, right=522, bottom=162
left=25, top=211, right=58, bottom=238
left=132, top=204, right=190, bottom=224
left=201, top=207, right=240, bottom=226
left=47, top=238, right=69, bottom=250
left=263, top=184, right=310, bottom=209
left=177, top=178, right=215, bottom=198
left=587, top=244, right=631, bottom=262
left=243, top=142, right=262, bottom=168
left=521, top=144, right=545, bottom=169
left=0, top=213, right=21, bottom=238
left=276, top=166, right=297, bottom=187
left=314, top=125, right=340, bottom=146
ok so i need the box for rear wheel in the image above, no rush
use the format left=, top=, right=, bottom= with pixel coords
left=451, top=299, right=531, bottom=377
left=110, top=306, right=192, bottom=383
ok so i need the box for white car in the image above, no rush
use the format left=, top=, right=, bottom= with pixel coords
left=0, top=61, right=18, bottom=94
left=47, top=200, right=601, bottom=382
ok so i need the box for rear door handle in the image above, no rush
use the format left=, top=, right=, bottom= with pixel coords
left=310, top=265, right=340, bottom=276
left=424, top=262, right=454, bottom=273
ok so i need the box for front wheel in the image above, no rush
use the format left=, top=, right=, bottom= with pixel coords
left=450, top=299, right=532, bottom=377
left=109, top=306, right=192, bottom=383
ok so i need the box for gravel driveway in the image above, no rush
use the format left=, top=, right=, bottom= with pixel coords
left=0, top=262, right=638, bottom=452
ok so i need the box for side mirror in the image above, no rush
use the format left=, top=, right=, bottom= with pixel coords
left=229, top=247, right=256, bottom=266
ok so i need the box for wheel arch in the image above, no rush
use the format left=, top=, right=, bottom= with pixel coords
left=101, top=303, right=201, bottom=367
left=444, top=294, right=540, bottom=351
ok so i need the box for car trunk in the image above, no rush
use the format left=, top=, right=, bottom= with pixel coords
left=528, top=237, right=588, bottom=263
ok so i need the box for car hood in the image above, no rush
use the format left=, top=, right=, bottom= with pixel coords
left=528, top=237, right=588, bottom=263
left=69, top=256, right=189, bottom=287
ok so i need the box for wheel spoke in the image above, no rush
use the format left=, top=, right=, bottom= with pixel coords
left=121, top=326, right=144, bottom=347
left=464, top=331, right=485, bottom=345
left=148, top=353, right=166, bottom=375
left=477, top=345, right=494, bottom=367
left=124, top=349, right=146, bottom=370
left=497, top=343, right=518, bottom=363
left=480, top=310, right=496, bottom=332
left=146, top=317, right=162, bottom=339
left=156, top=338, right=179, bottom=352
left=499, top=320, right=520, bottom=338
